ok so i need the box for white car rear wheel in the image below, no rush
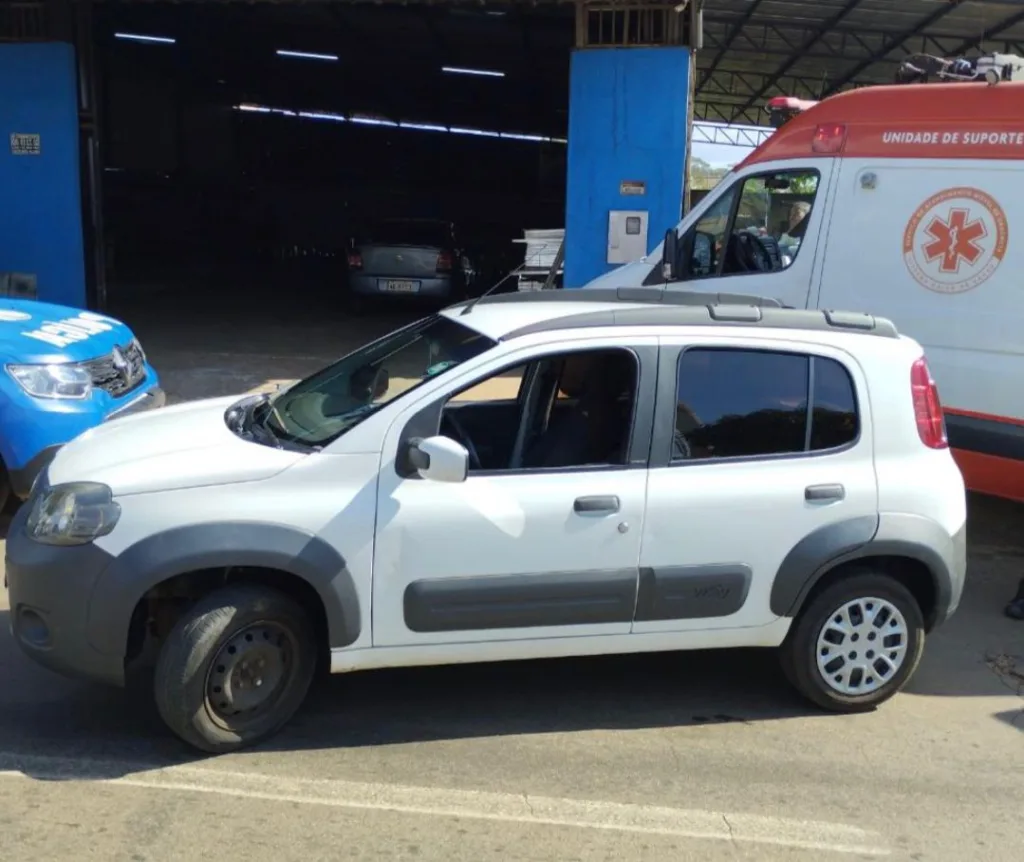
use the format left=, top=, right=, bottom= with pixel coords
left=781, top=571, right=926, bottom=712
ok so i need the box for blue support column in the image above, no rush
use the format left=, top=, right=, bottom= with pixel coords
left=564, top=46, right=691, bottom=288
left=0, top=42, right=87, bottom=308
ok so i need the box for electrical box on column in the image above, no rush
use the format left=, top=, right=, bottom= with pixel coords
left=607, top=210, right=649, bottom=264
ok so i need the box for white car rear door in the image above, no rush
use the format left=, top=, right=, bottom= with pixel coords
left=633, top=334, right=878, bottom=636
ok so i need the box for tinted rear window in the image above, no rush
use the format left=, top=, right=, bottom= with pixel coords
left=673, top=348, right=858, bottom=460
left=809, top=355, right=859, bottom=450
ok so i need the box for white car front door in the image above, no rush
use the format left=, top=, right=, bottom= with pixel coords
left=371, top=336, right=658, bottom=648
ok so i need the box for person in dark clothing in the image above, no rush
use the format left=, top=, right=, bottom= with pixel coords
left=522, top=352, right=633, bottom=469
left=1005, top=579, right=1024, bottom=620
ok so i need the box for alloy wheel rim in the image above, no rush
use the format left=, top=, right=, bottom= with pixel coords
left=815, top=597, right=909, bottom=696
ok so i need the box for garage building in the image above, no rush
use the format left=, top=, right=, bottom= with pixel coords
left=2, top=0, right=1024, bottom=320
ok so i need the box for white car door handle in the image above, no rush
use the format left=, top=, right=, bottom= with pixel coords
left=574, top=495, right=620, bottom=514
left=805, top=484, right=845, bottom=502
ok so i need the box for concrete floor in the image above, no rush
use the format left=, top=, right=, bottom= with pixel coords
left=1, top=294, right=1022, bottom=861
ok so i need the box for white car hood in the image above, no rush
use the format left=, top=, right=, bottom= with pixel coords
left=47, top=395, right=306, bottom=495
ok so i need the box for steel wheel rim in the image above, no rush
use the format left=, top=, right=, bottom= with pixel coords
left=815, top=596, right=909, bottom=696
left=204, top=621, right=298, bottom=730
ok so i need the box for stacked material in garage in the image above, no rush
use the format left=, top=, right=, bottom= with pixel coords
left=514, top=228, right=564, bottom=291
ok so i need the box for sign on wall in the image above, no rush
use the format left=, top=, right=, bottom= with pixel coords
left=10, top=133, right=41, bottom=155
left=0, top=272, right=38, bottom=298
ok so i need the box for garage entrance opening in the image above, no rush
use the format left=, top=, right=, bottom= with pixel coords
left=97, top=1, right=571, bottom=325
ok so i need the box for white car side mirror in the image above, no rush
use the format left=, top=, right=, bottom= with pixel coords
left=408, top=435, right=469, bottom=483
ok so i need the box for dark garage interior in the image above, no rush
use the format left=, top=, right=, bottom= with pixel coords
left=96, top=1, right=573, bottom=314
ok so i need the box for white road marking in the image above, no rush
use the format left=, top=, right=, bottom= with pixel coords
left=0, top=752, right=888, bottom=856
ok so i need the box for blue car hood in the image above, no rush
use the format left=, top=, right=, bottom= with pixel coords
left=0, top=299, right=137, bottom=364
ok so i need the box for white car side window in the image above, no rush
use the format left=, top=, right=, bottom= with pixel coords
left=438, top=347, right=641, bottom=473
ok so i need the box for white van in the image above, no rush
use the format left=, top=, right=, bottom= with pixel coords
left=586, top=80, right=1024, bottom=503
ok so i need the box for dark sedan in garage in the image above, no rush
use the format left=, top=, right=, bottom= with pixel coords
left=346, top=217, right=475, bottom=310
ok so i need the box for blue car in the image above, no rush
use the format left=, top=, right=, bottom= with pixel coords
left=0, top=299, right=164, bottom=507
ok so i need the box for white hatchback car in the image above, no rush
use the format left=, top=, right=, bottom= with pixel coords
left=6, top=288, right=967, bottom=752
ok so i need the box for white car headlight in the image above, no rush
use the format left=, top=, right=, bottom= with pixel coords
left=26, top=482, right=121, bottom=546
left=7, top=363, right=92, bottom=399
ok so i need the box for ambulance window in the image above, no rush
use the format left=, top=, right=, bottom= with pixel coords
left=727, top=170, right=819, bottom=274
left=675, top=169, right=819, bottom=282
left=687, top=185, right=741, bottom=278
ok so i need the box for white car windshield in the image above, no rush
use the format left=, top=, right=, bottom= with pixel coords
left=260, top=315, right=495, bottom=448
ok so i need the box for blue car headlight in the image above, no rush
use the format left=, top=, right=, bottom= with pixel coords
left=7, top=363, right=93, bottom=400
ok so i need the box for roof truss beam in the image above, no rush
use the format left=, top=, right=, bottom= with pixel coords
left=726, top=0, right=865, bottom=121
left=703, top=17, right=1024, bottom=67
left=948, top=4, right=1024, bottom=56
left=818, top=0, right=968, bottom=98
left=695, top=67, right=833, bottom=125
left=692, top=122, right=770, bottom=148
left=695, top=0, right=769, bottom=93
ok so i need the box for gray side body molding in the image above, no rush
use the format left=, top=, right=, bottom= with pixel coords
left=404, top=569, right=638, bottom=633
left=634, top=564, right=752, bottom=621
left=89, top=522, right=360, bottom=655
left=770, top=514, right=963, bottom=627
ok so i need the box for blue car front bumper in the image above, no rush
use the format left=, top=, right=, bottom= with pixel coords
left=2, top=372, right=165, bottom=499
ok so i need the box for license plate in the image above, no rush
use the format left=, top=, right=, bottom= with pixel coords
left=380, top=279, right=420, bottom=293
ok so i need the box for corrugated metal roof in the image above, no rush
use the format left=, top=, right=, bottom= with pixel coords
left=695, top=0, right=1024, bottom=123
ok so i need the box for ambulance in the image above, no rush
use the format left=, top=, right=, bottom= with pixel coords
left=586, top=74, right=1024, bottom=502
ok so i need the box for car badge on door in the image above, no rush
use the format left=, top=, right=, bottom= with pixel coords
left=395, top=254, right=404, bottom=262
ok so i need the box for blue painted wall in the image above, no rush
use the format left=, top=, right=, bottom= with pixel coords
left=564, top=46, right=691, bottom=288
left=0, top=43, right=86, bottom=308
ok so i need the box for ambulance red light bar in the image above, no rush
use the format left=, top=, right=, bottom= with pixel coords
left=766, top=96, right=819, bottom=128
left=767, top=96, right=819, bottom=112
left=811, top=122, right=848, bottom=154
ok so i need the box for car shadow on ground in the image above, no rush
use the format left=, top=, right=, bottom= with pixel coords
left=0, top=597, right=1020, bottom=778
left=285, top=646, right=817, bottom=749
left=994, top=708, right=1024, bottom=733
left=897, top=494, right=1024, bottom=705
left=0, top=603, right=820, bottom=765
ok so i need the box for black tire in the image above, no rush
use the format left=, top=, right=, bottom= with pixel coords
left=154, top=583, right=317, bottom=754
left=780, top=570, right=925, bottom=713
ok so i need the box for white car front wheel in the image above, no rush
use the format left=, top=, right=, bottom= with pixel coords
left=154, top=583, right=317, bottom=753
